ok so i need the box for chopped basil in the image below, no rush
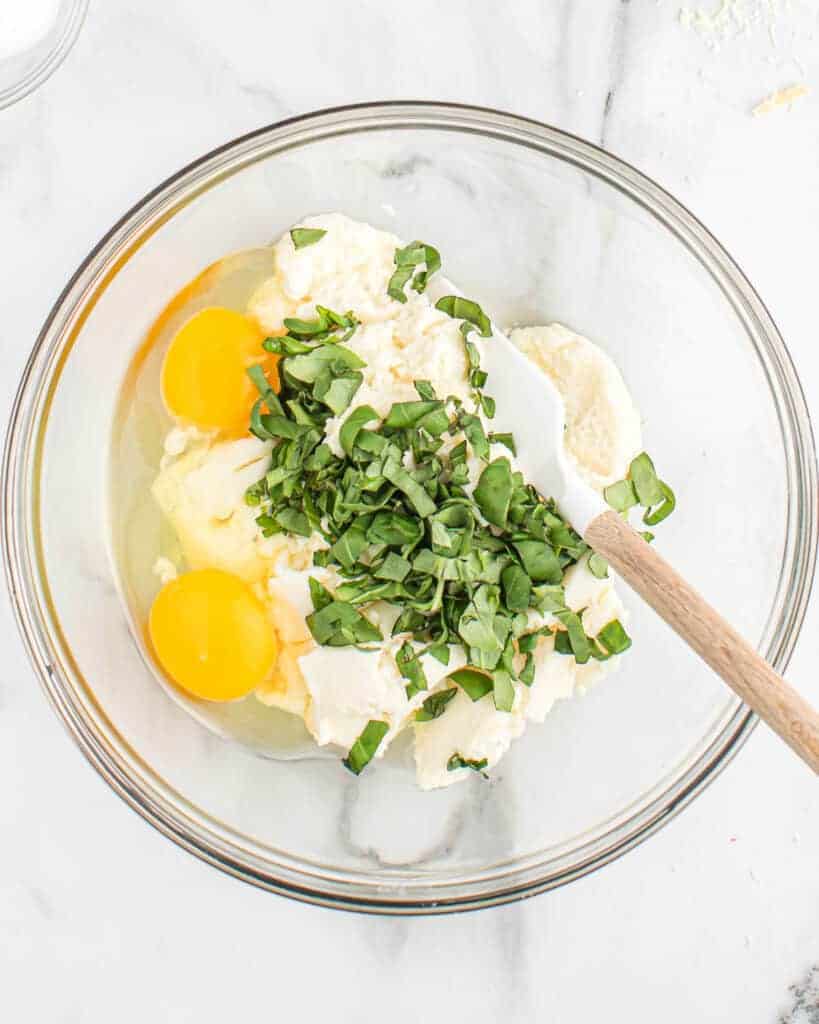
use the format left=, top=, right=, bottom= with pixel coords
left=473, top=457, right=513, bottom=529
left=374, top=551, right=412, bottom=582
left=605, top=452, right=676, bottom=528
left=449, top=667, right=494, bottom=701
left=587, top=552, right=609, bottom=579
left=604, top=478, right=638, bottom=513
left=396, top=641, right=428, bottom=698
left=630, top=452, right=664, bottom=507
left=596, top=619, right=632, bottom=656
left=244, top=237, right=655, bottom=726
left=290, top=227, right=327, bottom=249
left=387, top=265, right=414, bottom=303
left=388, top=241, right=441, bottom=301
left=488, top=431, right=516, bottom=455
left=643, top=481, right=676, bottom=526
left=339, top=405, right=380, bottom=456
left=435, top=296, right=492, bottom=337
left=501, top=563, right=531, bottom=612
left=447, top=753, right=488, bottom=774
left=415, top=687, right=457, bottom=722
left=492, top=670, right=515, bottom=712
left=343, top=720, right=389, bottom=774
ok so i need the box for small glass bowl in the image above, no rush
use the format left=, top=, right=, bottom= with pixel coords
left=2, top=104, right=816, bottom=913
left=0, top=0, right=88, bottom=110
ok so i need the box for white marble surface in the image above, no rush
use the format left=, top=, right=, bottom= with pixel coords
left=1, top=1, right=818, bottom=1020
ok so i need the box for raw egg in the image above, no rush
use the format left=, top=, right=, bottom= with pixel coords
left=149, top=569, right=278, bottom=701
left=161, top=306, right=279, bottom=436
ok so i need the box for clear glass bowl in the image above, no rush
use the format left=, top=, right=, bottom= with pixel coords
left=0, top=0, right=88, bottom=110
left=3, top=103, right=816, bottom=914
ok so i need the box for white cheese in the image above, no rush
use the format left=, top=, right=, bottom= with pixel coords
left=413, top=686, right=527, bottom=790
left=509, top=323, right=642, bottom=490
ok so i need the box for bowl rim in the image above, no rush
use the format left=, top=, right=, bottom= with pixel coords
left=3, top=101, right=817, bottom=914
left=0, top=0, right=89, bottom=111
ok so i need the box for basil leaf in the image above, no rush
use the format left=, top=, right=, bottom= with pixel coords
left=492, top=670, right=515, bottom=712
left=604, top=479, right=638, bottom=513
left=643, top=481, right=676, bottom=526
left=488, top=432, right=516, bottom=455
left=320, top=372, right=362, bottom=415
left=460, top=413, right=489, bottom=460
left=374, top=552, right=412, bottom=582
left=274, top=508, right=311, bottom=537
left=513, top=540, right=562, bottom=584
left=290, top=227, right=327, bottom=249
left=474, top=457, right=513, bottom=529
left=587, top=552, right=609, bottom=579
left=387, top=265, right=413, bottom=303
left=340, top=405, right=380, bottom=456
left=384, top=400, right=444, bottom=430
left=435, top=296, right=492, bottom=338
left=501, top=563, right=531, bottom=612
left=415, top=686, right=457, bottom=722
left=382, top=457, right=437, bottom=517
left=554, top=609, right=592, bottom=665
left=629, top=452, right=664, bottom=507
left=397, top=641, right=427, bottom=698
left=329, top=520, right=371, bottom=569
left=286, top=344, right=366, bottom=382
left=447, top=753, right=488, bottom=773
left=307, top=600, right=383, bottom=647
left=449, top=667, right=493, bottom=701
left=414, top=380, right=436, bottom=401
left=343, top=720, right=389, bottom=774
left=368, top=510, right=424, bottom=546
left=309, top=578, right=334, bottom=611
left=596, top=619, right=632, bottom=656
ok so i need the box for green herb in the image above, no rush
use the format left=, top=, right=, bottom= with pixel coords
left=604, top=479, right=638, bottom=513
left=449, top=667, right=494, bottom=701
left=397, top=641, right=428, bottom=698
left=374, top=552, right=412, bottom=582
left=340, top=405, right=380, bottom=456
left=244, top=239, right=652, bottom=713
left=596, top=619, right=632, bottom=656
left=587, top=552, right=609, bottom=579
left=435, top=296, right=492, bottom=337
left=387, top=265, right=414, bottom=303
left=629, top=452, right=664, bottom=507
left=488, top=431, right=516, bottom=455
left=554, top=609, right=592, bottom=665
left=343, top=720, right=389, bottom=774
left=388, top=241, right=441, bottom=301
left=605, top=452, right=676, bottom=527
left=492, top=670, right=515, bottom=712
left=306, top=599, right=383, bottom=647
left=415, top=687, right=457, bottom=722
left=473, top=457, right=513, bottom=529
left=447, top=753, right=488, bottom=774
left=501, top=563, right=531, bottom=612
left=290, top=227, right=327, bottom=249
left=643, top=481, right=676, bottom=526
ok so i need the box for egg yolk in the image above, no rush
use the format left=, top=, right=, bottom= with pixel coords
left=161, top=306, right=279, bottom=436
left=149, top=569, right=278, bottom=702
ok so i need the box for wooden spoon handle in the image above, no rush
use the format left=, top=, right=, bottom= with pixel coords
left=585, top=510, right=819, bottom=773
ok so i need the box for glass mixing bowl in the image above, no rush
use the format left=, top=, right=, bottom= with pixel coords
left=3, top=103, right=816, bottom=914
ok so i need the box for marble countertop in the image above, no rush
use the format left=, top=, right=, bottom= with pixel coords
left=1, top=1, right=817, bottom=1020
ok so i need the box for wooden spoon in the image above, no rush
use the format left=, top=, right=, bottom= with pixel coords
left=428, top=278, right=819, bottom=772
